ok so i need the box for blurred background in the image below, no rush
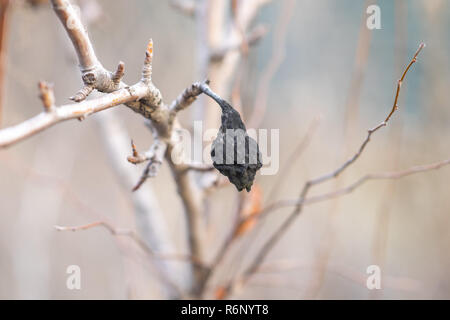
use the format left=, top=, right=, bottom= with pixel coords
left=0, top=0, right=449, bottom=299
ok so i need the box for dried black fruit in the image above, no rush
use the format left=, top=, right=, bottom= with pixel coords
left=201, top=85, right=262, bottom=192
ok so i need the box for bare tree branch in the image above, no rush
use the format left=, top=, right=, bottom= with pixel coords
left=219, top=42, right=426, bottom=298
left=0, top=0, right=224, bottom=295
left=170, top=0, right=196, bottom=17
left=0, top=82, right=149, bottom=148
left=267, top=116, right=321, bottom=201
left=169, top=80, right=206, bottom=115
left=209, top=25, right=267, bottom=62
left=247, top=0, right=295, bottom=128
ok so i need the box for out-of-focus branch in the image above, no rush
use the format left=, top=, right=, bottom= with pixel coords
left=342, top=0, right=374, bottom=139
left=209, top=25, right=267, bottom=62
left=194, top=0, right=270, bottom=130
left=249, top=259, right=425, bottom=294
left=26, top=0, right=48, bottom=8
left=247, top=0, right=295, bottom=128
left=0, top=0, right=11, bottom=126
left=369, top=2, right=407, bottom=300
left=307, top=1, right=376, bottom=299
left=219, top=43, right=426, bottom=298
left=55, top=220, right=194, bottom=297
left=197, top=186, right=263, bottom=296
left=170, top=0, right=196, bottom=17
left=205, top=1, right=296, bottom=290
left=54, top=221, right=205, bottom=268
left=267, top=116, right=321, bottom=201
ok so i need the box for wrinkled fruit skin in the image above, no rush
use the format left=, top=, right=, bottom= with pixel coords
left=211, top=100, right=262, bottom=192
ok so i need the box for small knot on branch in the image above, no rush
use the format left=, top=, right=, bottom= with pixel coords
left=141, top=39, right=153, bottom=84
left=82, top=72, right=96, bottom=85
left=38, top=81, right=55, bottom=112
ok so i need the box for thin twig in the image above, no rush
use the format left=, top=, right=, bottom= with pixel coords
left=260, top=157, right=450, bottom=213
left=247, top=0, right=295, bottom=129
left=267, top=116, right=321, bottom=201
left=54, top=221, right=205, bottom=268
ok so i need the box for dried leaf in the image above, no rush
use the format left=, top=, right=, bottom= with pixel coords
left=210, top=98, right=262, bottom=192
